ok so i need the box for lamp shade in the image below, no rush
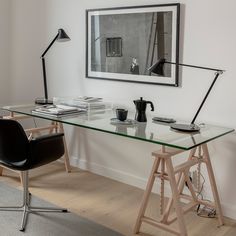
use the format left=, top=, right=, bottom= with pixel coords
left=57, top=29, right=70, bottom=42
left=148, top=58, right=166, bottom=76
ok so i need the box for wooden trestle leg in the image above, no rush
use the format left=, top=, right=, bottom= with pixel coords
left=0, top=166, right=3, bottom=176
left=58, top=122, right=71, bottom=173
left=202, top=144, right=224, bottom=226
left=165, top=156, right=187, bottom=236
left=133, top=157, right=161, bottom=234
left=134, top=144, right=223, bottom=236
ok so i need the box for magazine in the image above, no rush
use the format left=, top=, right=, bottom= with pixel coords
left=32, top=105, right=86, bottom=117
left=53, top=96, right=111, bottom=110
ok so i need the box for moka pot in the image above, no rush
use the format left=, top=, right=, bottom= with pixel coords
left=133, top=97, right=154, bottom=122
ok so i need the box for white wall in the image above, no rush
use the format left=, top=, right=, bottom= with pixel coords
left=0, top=0, right=11, bottom=105
left=8, top=0, right=236, bottom=219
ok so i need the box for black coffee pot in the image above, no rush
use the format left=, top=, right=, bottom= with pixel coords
left=133, top=97, right=154, bottom=122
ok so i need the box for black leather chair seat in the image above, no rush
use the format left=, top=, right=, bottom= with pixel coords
left=0, top=120, right=64, bottom=171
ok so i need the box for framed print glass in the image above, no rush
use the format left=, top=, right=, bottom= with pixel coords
left=86, top=4, right=180, bottom=86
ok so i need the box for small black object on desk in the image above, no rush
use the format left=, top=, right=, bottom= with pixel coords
left=133, top=97, right=154, bottom=122
left=116, top=109, right=128, bottom=121
left=152, top=117, right=176, bottom=123
left=35, top=98, right=53, bottom=105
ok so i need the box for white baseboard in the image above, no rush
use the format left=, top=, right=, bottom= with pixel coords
left=68, top=156, right=236, bottom=220
left=221, top=203, right=236, bottom=220
left=70, top=155, right=159, bottom=192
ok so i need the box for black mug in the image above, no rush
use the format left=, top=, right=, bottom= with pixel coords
left=116, top=109, right=128, bottom=121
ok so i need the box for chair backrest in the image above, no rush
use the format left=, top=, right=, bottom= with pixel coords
left=0, top=119, right=29, bottom=165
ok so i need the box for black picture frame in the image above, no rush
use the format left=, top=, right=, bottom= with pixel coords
left=86, top=3, right=180, bottom=86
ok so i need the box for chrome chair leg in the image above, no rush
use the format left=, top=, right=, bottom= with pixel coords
left=0, top=206, right=23, bottom=211
left=0, top=171, right=68, bottom=231
left=30, top=206, right=67, bottom=212
left=20, top=206, right=29, bottom=232
left=20, top=171, right=29, bottom=231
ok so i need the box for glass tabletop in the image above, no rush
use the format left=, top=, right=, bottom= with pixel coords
left=1, top=104, right=234, bottom=150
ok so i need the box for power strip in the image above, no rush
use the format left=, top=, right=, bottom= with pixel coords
left=197, top=206, right=216, bottom=218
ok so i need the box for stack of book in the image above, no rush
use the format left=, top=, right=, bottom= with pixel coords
left=32, top=105, right=86, bottom=117
left=53, top=96, right=112, bottom=111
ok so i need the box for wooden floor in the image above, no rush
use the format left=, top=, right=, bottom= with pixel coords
left=0, top=162, right=236, bottom=236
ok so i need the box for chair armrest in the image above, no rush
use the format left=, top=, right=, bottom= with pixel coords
left=30, top=133, right=64, bottom=143
left=28, top=133, right=65, bottom=169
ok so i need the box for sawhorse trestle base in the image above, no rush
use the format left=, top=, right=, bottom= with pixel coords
left=134, top=144, right=223, bottom=236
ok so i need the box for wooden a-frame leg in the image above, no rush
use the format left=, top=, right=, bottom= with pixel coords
left=161, top=147, right=197, bottom=224
left=134, top=157, right=161, bottom=234
left=0, top=166, right=3, bottom=176
left=160, top=158, right=165, bottom=215
left=58, top=122, right=71, bottom=173
left=161, top=171, right=183, bottom=224
left=49, top=121, right=56, bottom=134
left=165, top=156, right=188, bottom=236
left=202, top=144, right=224, bottom=226
left=19, top=171, right=23, bottom=186
left=0, top=165, right=23, bottom=186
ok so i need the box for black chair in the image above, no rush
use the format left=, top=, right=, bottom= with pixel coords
left=0, top=119, right=68, bottom=231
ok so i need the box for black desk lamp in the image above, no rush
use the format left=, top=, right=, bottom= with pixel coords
left=35, top=28, right=70, bottom=105
left=149, top=58, right=224, bottom=132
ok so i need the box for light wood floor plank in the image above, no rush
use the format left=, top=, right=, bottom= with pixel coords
left=0, top=162, right=235, bottom=236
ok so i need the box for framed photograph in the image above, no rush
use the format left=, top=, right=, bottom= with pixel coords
left=86, top=4, right=180, bottom=86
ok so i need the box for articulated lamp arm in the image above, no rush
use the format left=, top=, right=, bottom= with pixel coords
left=149, top=59, right=225, bottom=132
left=35, top=29, right=70, bottom=105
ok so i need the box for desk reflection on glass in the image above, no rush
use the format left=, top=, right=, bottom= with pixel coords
left=115, top=125, right=128, bottom=135
left=135, top=123, right=154, bottom=140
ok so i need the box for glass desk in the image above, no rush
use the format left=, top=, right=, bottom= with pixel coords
left=1, top=104, right=234, bottom=236
left=1, top=104, right=234, bottom=150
